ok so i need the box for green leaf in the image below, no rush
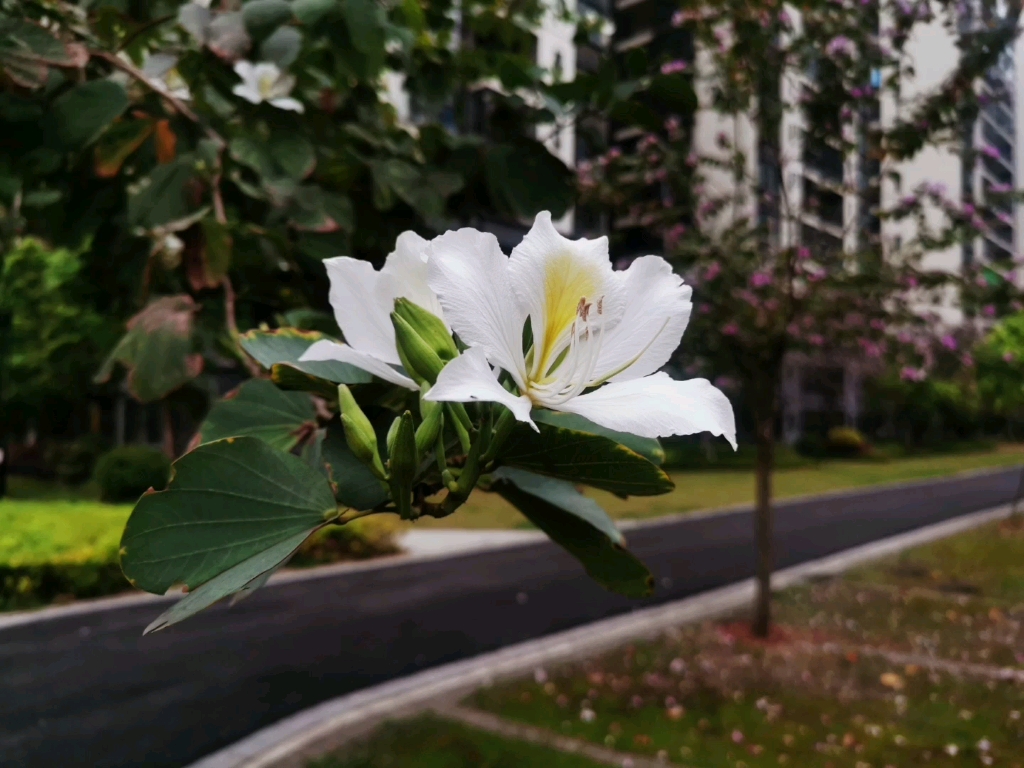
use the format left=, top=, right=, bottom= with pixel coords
left=497, top=421, right=673, bottom=497
left=200, top=217, right=233, bottom=282
left=127, top=156, right=198, bottom=228
left=240, top=328, right=373, bottom=384
left=143, top=528, right=312, bottom=633
left=322, top=420, right=389, bottom=509
left=230, top=135, right=276, bottom=178
left=95, top=295, right=203, bottom=403
left=342, top=0, right=385, bottom=72
left=270, top=132, right=316, bottom=179
left=94, top=118, right=157, bottom=178
left=530, top=409, right=665, bottom=466
left=197, top=379, right=317, bottom=452
left=242, top=0, right=295, bottom=35
left=49, top=81, right=129, bottom=149
left=493, top=468, right=653, bottom=598
left=294, top=0, right=340, bottom=25
left=121, top=436, right=336, bottom=595
left=485, top=140, right=574, bottom=219
left=260, top=25, right=303, bottom=67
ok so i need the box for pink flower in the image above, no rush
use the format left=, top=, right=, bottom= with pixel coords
left=869, top=319, right=886, bottom=331
left=750, top=272, right=772, bottom=288
left=905, top=276, right=919, bottom=288
left=666, top=223, right=687, bottom=247
left=980, top=144, right=1002, bottom=160
left=797, top=246, right=811, bottom=260
left=608, top=147, right=622, bottom=160
left=897, top=331, right=913, bottom=344
left=1004, top=351, right=1015, bottom=363
left=671, top=9, right=685, bottom=26
left=961, top=353, right=974, bottom=367
left=900, top=366, right=926, bottom=382
left=661, top=60, right=688, bottom=75
left=962, top=202, right=976, bottom=216
left=787, top=322, right=801, bottom=337
left=941, top=334, right=958, bottom=351
left=704, top=261, right=722, bottom=280
left=825, top=36, right=855, bottom=58
left=984, top=304, right=997, bottom=317
left=900, top=194, right=918, bottom=207
left=722, top=322, right=739, bottom=336
left=808, top=334, right=825, bottom=346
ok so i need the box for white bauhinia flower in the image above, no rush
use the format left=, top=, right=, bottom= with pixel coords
left=423, top=212, right=737, bottom=445
left=142, top=53, right=191, bottom=101
left=232, top=61, right=304, bottom=112
left=299, top=232, right=445, bottom=388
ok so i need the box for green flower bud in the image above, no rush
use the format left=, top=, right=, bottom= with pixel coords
left=337, top=384, right=386, bottom=480
left=393, top=298, right=458, bottom=361
left=392, top=311, right=444, bottom=385
left=387, top=411, right=418, bottom=520
left=416, top=397, right=444, bottom=456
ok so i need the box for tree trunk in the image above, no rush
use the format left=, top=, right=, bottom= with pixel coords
left=752, top=413, right=775, bottom=638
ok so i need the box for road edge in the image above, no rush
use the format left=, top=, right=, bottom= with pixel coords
left=188, top=502, right=1016, bottom=768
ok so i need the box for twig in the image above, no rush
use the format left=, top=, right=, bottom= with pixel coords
left=115, top=14, right=177, bottom=54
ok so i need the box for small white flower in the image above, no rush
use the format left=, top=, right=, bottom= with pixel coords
left=580, top=708, right=596, bottom=722
left=300, top=232, right=443, bottom=388
left=232, top=61, right=304, bottom=112
left=191, top=0, right=212, bottom=7
left=142, top=53, right=191, bottom=101
left=944, top=744, right=958, bottom=756
left=423, top=212, right=736, bottom=444
left=977, top=737, right=991, bottom=752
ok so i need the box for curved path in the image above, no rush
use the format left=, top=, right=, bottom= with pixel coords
left=1, top=467, right=1020, bottom=767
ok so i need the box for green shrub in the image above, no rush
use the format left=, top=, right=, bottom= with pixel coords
left=95, top=446, right=171, bottom=503
left=46, top=434, right=109, bottom=485
left=289, top=517, right=402, bottom=567
left=826, top=426, right=869, bottom=456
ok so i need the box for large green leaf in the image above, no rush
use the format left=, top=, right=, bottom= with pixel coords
left=260, top=26, right=303, bottom=67
left=497, top=421, right=673, bottom=497
left=127, top=156, right=198, bottom=228
left=322, top=420, right=389, bottom=510
left=492, top=468, right=653, bottom=598
left=143, top=528, right=312, bottom=634
left=94, top=295, right=202, bottom=403
left=485, top=140, right=574, bottom=219
left=197, top=379, right=317, bottom=452
left=531, top=409, right=665, bottom=466
left=242, top=0, right=294, bottom=35
left=240, top=328, right=373, bottom=384
left=121, top=437, right=337, bottom=595
left=49, top=81, right=129, bottom=149
left=294, top=0, right=340, bottom=25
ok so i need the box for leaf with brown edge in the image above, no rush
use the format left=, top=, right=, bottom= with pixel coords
left=195, top=379, right=318, bottom=453
left=95, top=295, right=203, bottom=403
left=95, top=117, right=156, bottom=178
left=154, top=119, right=177, bottom=164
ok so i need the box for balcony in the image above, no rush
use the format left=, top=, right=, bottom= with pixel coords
left=803, top=177, right=844, bottom=229
left=803, top=137, right=844, bottom=185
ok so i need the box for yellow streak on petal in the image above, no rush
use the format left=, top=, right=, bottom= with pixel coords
left=537, top=251, right=598, bottom=375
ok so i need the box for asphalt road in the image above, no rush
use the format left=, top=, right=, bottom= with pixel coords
left=2, top=467, right=1021, bottom=767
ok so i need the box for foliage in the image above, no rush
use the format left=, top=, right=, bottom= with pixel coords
left=825, top=426, right=868, bottom=457
left=0, top=238, right=114, bottom=435
left=0, top=0, right=577, bottom=407
left=94, top=445, right=172, bottom=503
left=45, top=434, right=110, bottom=486
left=976, top=312, right=1024, bottom=425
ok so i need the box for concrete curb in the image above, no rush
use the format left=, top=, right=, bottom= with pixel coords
left=188, top=502, right=1016, bottom=768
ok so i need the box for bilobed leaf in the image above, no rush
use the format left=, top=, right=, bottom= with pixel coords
left=242, top=0, right=295, bottom=35
left=531, top=409, right=665, bottom=466
left=322, top=420, right=389, bottom=510
left=121, top=436, right=336, bottom=595
left=240, top=328, right=373, bottom=384
left=49, top=81, right=130, bottom=149
left=127, top=156, right=198, bottom=228
left=497, top=421, right=673, bottom=496
left=485, top=140, right=574, bottom=219
left=260, top=25, right=303, bottom=66
left=493, top=467, right=653, bottom=598
left=95, top=295, right=203, bottom=403
left=270, top=132, right=316, bottom=179
left=94, top=118, right=157, bottom=178
left=143, top=529, right=312, bottom=633
left=294, top=0, right=340, bottom=25
left=197, top=379, right=317, bottom=452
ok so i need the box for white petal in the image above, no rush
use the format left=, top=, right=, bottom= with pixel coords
left=233, top=60, right=256, bottom=83
left=252, top=62, right=283, bottom=82
left=299, top=340, right=417, bottom=389
left=593, top=255, right=692, bottom=383
left=379, top=231, right=446, bottom=326
left=270, top=97, right=304, bottom=113
left=427, top=228, right=528, bottom=388
left=424, top=347, right=536, bottom=427
left=557, top=373, right=737, bottom=448
left=142, top=53, right=177, bottom=79
left=507, top=211, right=623, bottom=378
left=232, top=83, right=262, bottom=104
left=324, top=256, right=399, bottom=364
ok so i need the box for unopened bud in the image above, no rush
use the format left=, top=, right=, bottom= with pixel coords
left=392, top=312, right=444, bottom=385
left=387, top=411, right=418, bottom=520
left=394, top=298, right=458, bottom=361
left=337, top=384, right=385, bottom=480
left=416, top=397, right=444, bottom=456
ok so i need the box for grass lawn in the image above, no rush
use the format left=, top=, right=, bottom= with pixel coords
left=465, top=516, right=1024, bottom=766
left=0, top=500, right=130, bottom=567
left=414, top=443, right=1024, bottom=529
left=309, top=715, right=606, bottom=768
